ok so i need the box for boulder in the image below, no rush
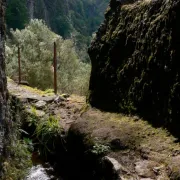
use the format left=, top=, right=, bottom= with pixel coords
left=34, top=100, right=47, bottom=109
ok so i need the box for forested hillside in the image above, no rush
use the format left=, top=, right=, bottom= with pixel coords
left=6, top=0, right=109, bottom=59
left=5, top=0, right=108, bottom=92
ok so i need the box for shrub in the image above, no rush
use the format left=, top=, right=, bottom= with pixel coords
left=2, top=140, right=32, bottom=180
left=34, top=115, right=63, bottom=157
left=91, top=143, right=110, bottom=156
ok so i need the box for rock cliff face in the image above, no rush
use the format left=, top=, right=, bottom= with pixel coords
left=88, top=0, right=180, bottom=136
left=0, top=0, right=7, bottom=172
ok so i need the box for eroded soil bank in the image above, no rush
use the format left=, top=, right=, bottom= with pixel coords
left=5, top=79, right=180, bottom=180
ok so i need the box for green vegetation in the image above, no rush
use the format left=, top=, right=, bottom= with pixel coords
left=2, top=97, right=32, bottom=180
left=6, top=19, right=91, bottom=95
left=27, top=106, right=38, bottom=127
left=34, top=0, right=108, bottom=38
left=34, top=115, right=62, bottom=157
left=44, top=89, right=54, bottom=95
left=6, top=0, right=109, bottom=39
left=6, top=0, right=109, bottom=62
left=6, top=0, right=28, bottom=30
left=91, top=143, right=110, bottom=156
left=2, top=140, right=32, bottom=180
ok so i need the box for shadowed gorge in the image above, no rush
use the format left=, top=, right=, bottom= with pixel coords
left=88, top=0, right=180, bottom=137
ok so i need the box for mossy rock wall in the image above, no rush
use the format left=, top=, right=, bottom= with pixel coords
left=0, top=0, right=7, bottom=129
left=0, top=0, right=7, bottom=174
left=88, top=0, right=180, bottom=136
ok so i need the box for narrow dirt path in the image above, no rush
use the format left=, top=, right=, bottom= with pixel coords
left=7, top=79, right=85, bottom=131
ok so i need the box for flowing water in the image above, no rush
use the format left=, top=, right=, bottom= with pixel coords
left=25, top=152, right=63, bottom=180
left=26, top=165, right=52, bottom=180
left=25, top=164, right=64, bottom=180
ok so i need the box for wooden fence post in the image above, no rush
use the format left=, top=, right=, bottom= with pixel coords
left=53, top=42, right=57, bottom=94
left=18, top=46, right=21, bottom=84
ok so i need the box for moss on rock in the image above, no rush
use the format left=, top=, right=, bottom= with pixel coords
left=0, top=0, right=8, bottom=177
left=88, top=0, right=180, bottom=137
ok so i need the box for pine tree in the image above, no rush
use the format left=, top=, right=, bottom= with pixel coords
left=6, top=0, right=28, bottom=30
